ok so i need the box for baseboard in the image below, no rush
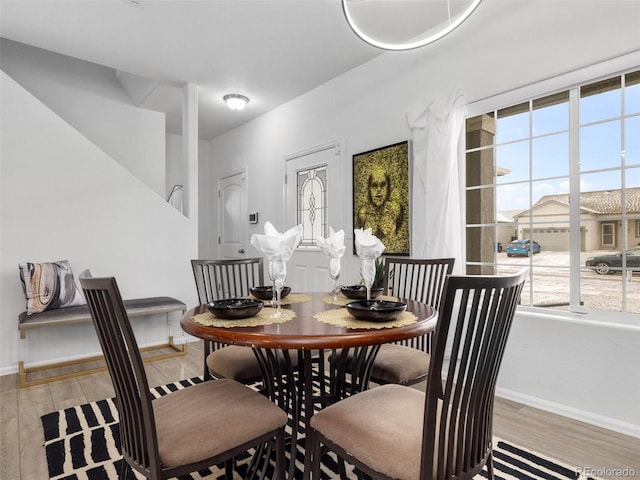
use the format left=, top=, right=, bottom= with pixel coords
left=0, top=337, right=197, bottom=380
left=0, top=365, right=16, bottom=377
left=496, top=386, right=640, bottom=440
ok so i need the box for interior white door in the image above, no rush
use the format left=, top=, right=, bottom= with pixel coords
left=285, top=142, right=344, bottom=292
left=218, top=170, right=248, bottom=259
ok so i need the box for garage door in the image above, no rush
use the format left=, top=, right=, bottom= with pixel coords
left=522, top=227, right=585, bottom=252
left=523, top=228, right=569, bottom=252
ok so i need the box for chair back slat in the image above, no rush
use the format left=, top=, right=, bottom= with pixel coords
left=191, top=258, right=265, bottom=380
left=421, top=270, right=527, bottom=480
left=383, top=257, right=455, bottom=351
left=81, top=277, right=160, bottom=479
left=385, top=257, right=455, bottom=308
left=191, top=258, right=264, bottom=303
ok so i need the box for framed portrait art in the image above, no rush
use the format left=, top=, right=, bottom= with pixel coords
left=353, top=140, right=410, bottom=255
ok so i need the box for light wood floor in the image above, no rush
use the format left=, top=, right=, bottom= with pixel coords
left=1, top=340, right=639, bottom=480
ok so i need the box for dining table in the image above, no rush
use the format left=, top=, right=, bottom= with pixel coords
left=180, top=291, right=437, bottom=480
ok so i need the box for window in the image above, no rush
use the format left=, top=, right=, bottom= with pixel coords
left=296, top=165, right=327, bottom=248
left=601, top=223, right=616, bottom=247
left=465, top=69, right=640, bottom=315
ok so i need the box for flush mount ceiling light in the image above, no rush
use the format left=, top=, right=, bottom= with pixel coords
left=341, top=0, right=482, bottom=51
left=223, top=94, right=250, bottom=111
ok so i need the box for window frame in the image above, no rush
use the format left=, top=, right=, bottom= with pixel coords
left=463, top=51, right=640, bottom=323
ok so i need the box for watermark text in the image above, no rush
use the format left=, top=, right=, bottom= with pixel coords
left=577, top=467, right=637, bottom=478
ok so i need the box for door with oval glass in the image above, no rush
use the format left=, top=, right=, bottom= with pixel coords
left=285, top=142, right=345, bottom=292
left=218, top=170, right=248, bottom=259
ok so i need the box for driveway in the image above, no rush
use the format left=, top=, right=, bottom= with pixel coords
left=495, top=251, right=639, bottom=313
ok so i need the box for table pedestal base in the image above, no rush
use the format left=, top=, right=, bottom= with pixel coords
left=253, top=346, right=381, bottom=480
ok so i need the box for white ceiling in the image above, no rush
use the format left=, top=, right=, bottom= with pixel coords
left=3, top=1, right=640, bottom=141
left=0, top=0, right=391, bottom=140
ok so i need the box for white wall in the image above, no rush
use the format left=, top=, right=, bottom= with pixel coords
left=208, top=2, right=640, bottom=436
left=166, top=133, right=212, bottom=258
left=0, top=38, right=166, bottom=197
left=0, top=72, right=199, bottom=373
left=498, top=311, right=640, bottom=438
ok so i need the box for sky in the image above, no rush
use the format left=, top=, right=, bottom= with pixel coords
left=492, top=79, right=640, bottom=212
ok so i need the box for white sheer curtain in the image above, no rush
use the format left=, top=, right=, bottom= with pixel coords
left=407, top=90, right=465, bottom=273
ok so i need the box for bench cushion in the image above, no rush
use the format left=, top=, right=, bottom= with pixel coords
left=19, top=296, right=186, bottom=331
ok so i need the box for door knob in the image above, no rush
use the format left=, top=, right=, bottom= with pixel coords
left=238, top=249, right=245, bottom=254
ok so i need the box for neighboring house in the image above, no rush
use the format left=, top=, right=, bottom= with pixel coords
left=496, top=210, right=520, bottom=250
left=513, top=187, right=640, bottom=251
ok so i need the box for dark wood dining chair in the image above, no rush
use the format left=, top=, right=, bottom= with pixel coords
left=371, top=256, right=455, bottom=386
left=310, top=269, right=528, bottom=480
left=80, top=276, right=287, bottom=480
left=191, top=258, right=265, bottom=382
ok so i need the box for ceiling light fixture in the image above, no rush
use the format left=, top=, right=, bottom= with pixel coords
left=223, top=94, right=249, bottom=111
left=341, top=0, right=482, bottom=51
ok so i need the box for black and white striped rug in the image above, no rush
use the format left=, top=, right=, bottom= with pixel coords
left=41, top=377, right=589, bottom=480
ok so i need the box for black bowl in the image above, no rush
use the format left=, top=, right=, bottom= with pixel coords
left=346, top=300, right=407, bottom=322
left=250, top=286, right=291, bottom=301
left=340, top=285, right=383, bottom=300
left=207, top=298, right=263, bottom=319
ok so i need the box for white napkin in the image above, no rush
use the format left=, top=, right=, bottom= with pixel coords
left=317, top=227, right=346, bottom=277
left=250, top=221, right=302, bottom=262
left=354, top=228, right=385, bottom=288
left=354, top=227, right=385, bottom=259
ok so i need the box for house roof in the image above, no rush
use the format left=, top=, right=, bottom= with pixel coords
left=496, top=212, right=515, bottom=223
left=530, top=187, right=640, bottom=215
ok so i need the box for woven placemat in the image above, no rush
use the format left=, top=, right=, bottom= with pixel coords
left=281, top=292, right=312, bottom=305
left=314, top=308, right=417, bottom=329
left=192, top=308, right=296, bottom=328
left=320, top=294, right=399, bottom=307
left=256, top=292, right=312, bottom=306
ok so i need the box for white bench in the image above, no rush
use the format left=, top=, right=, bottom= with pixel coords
left=18, top=296, right=187, bottom=387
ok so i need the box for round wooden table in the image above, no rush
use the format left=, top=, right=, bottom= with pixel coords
left=181, top=293, right=437, bottom=480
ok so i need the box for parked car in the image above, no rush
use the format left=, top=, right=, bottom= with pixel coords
left=585, top=246, right=640, bottom=275
left=506, top=239, right=541, bottom=257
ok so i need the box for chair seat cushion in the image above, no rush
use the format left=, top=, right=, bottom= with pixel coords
left=154, top=378, right=287, bottom=468
left=206, top=346, right=263, bottom=382
left=310, top=384, right=424, bottom=480
left=370, top=344, right=430, bottom=385
left=207, top=346, right=300, bottom=383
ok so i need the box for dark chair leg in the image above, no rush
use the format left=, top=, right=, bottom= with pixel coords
left=336, top=457, right=348, bottom=479
left=223, top=458, right=234, bottom=480
left=275, top=430, right=286, bottom=480
left=119, top=458, right=128, bottom=480
left=486, top=451, right=495, bottom=480
left=203, top=340, right=212, bottom=381
left=311, top=431, right=322, bottom=480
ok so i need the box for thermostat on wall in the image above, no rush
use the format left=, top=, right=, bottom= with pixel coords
left=249, top=212, right=259, bottom=224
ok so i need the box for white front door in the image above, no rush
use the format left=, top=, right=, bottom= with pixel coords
left=285, top=142, right=345, bottom=292
left=218, top=170, right=248, bottom=259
